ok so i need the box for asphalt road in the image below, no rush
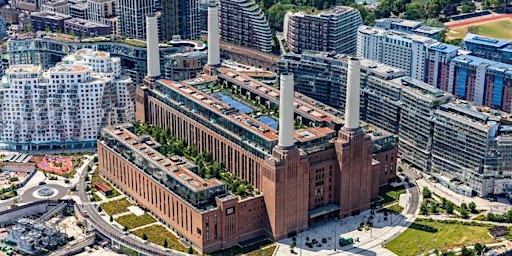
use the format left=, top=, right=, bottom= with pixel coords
left=402, top=169, right=420, bottom=215
left=75, top=167, right=185, bottom=256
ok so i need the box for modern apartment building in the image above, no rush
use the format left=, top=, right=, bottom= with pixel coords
left=449, top=54, right=512, bottom=112
left=30, top=11, right=72, bottom=32
left=63, top=18, right=111, bottom=36
left=357, top=25, right=437, bottom=81
left=0, top=16, right=7, bottom=39
left=0, top=49, right=134, bottom=150
left=425, top=42, right=459, bottom=91
left=86, top=0, right=117, bottom=34
left=68, top=1, right=88, bottom=19
left=163, top=51, right=207, bottom=81
left=431, top=102, right=512, bottom=196
left=462, top=33, right=512, bottom=65
left=375, top=18, right=444, bottom=40
left=7, top=33, right=207, bottom=84
left=277, top=52, right=406, bottom=120
left=160, top=0, right=200, bottom=40
left=283, top=6, right=362, bottom=54
left=219, top=0, right=272, bottom=53
left=117, top=0, right=159, bottom=39
left=397, top=77, right=452, bottom=172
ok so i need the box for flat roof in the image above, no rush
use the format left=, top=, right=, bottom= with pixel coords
left=48, top=64, right=89, bottom=73
left=376, top=18, right=422, bottom=28
left=64, top=18, right=110, bottom=28
left=358, top=25, right=435, bottom=43
left=31, top=10, right=71, bottom=20
left=463, top=33, right=511, bottom=48
left=103, top=125, right=223, bottom=192
left=427, top=42, right=459, bottom=53
left=7, top=64, right=41, bottom=74
left=451, top=54, right=512, bottom=75
left=413, top=26, right=444, bottom=35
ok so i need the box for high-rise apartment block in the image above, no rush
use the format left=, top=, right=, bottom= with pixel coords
left=41, top=0, right=69, bottom=15
left=462, top=33, right=512, bottom=65
left=0, top=49, right=134, bottom=150
left=219, top=0, right=272, bottom=53
left=160, top=0, right=200, bottom=40
left=425, top=42, right=459, bottom=90
left=357, top=25, right=437, bottom=81
left=118, top=0, right=159, bottom=39
left=449, top=55, right=512, bottom=112
left=283, top=6, right=362, bottom=54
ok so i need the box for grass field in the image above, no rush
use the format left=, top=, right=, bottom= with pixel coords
left=446, top=19, right=512, bottom=40
left=100, top=198, right=134, bottom=216
left=378, top=184, right=406, bottom=206
left=116, top=213, right=156, bottom=229
left=385, top=219, right=494, bottom=255
left=132, top=225, right=191, bottom=253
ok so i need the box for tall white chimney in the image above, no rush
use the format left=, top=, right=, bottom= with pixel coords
left=146, top=13, right=160, bottom=78
left=278, top=73, right=295, bottom=148
left=207, top=1, right=220, bottom=66
left=344, top=57, right=361, bottom=130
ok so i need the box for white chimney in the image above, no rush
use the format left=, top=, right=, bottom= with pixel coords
left=146, top=13, right=160, bottom=78
left=344, top=57, right=361, bottom=129
left=207, top=2, right=220, bottom=66
left=278, top=73, right=295, bottom=148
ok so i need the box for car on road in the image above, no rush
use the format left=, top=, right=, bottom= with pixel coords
left=39, top=181, right=46, bottom=185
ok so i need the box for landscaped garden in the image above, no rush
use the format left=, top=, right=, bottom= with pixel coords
left=100, top=198, right=134, bottom=216
left=132, top=225, right=191, bottom=253
left=385, top=218, right=495, bottom=255
left=116, top=213, right=156, bottom=229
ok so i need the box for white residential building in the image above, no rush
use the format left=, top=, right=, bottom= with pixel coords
left=357, top=25, right=437, bottom=81
left=0, top=49, right=134, bottom=150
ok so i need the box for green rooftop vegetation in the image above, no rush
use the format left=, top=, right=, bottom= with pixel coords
left=100, top=198, right=134, bottom=216
left=133, top=121, right=258, bottom=197
left=116, top=213, right=156, bottom=230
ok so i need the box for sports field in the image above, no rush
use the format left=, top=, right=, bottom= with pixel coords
left=446, top=16, right=512, bottom=40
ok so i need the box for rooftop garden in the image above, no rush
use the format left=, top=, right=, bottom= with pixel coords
left=133, top=121, right=258, bottom=197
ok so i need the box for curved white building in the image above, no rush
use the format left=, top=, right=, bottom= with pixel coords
left=0, top=49, right=134, bottom=150
left=219, top=0, right=272, bottom=53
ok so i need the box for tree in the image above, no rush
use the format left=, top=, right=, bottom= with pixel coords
left=446, top=202, right=454, bottom=214
left=266, top=3, right=299, bottom=32
left=430, top=203, right=438, bottom=214
left=422, top=187, right=432, bottom=198
left=123, top=226, right=129, bottom=232
left=97, top=205, right=102, bottom=212
left=443, top=3, right=459, bottom=16
left=474, top=243, right=485, bottom=254
left=460, top=1, right=476, bottom=13
left=163, top=239, right=168, bottom=248
left=188, top=246, right=193, bottom=254
left=461, top=203, right=468, bottom=210
left=468, top=202, right=477, bottom=213
left=142, top=233, right=148, bottom=241
left=460, top=207, right=469, bottom=219
left=425, top=0, right=446, bottom=18
left=420, top=202, right=428, bottom=215
left=461, top=246, right=473, bottom=256
left=402, top=2, right=426, bottom=20
left=93, top=156, right=98, bottom=163
left=110, top=215, right=114, bottom=222
left=441, top=197, right=447, bottom=209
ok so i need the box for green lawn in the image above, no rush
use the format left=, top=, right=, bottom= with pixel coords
left=378, top=184, right=406, bottom=206
left=447, top=19, right=512, bottom=40
left=100, top=198, right=133, bottom=216
left=385, top=219, right=494, bottom=255
left=132, top=225, right=190, bottom=253
left=116, top=213, right=156, bottom=229
left=246, top=245, right=277, bottom=256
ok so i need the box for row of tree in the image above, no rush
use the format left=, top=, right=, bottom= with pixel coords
left=132, top=121, right=256, bottom=197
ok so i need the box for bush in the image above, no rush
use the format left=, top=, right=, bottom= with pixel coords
left=188, top=246, right=193, bottom=254
left=422, top=188, right=432, bottom=198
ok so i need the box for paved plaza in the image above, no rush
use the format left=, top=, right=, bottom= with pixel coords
left=276, top=209, right=416, bottom=256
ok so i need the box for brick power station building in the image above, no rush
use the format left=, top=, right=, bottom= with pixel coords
left=97, top=11, right=398, bottom=254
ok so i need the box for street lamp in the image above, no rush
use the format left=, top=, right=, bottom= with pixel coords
left=334, top=217, right=337, bottom=251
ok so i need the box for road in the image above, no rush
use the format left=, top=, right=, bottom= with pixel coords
left=75, top=165, right=186, bottom=256
left=402, top=169, right=420, bottom=215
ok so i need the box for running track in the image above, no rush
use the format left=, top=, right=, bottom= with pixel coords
left=447, top=14, right=512, bottom=29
